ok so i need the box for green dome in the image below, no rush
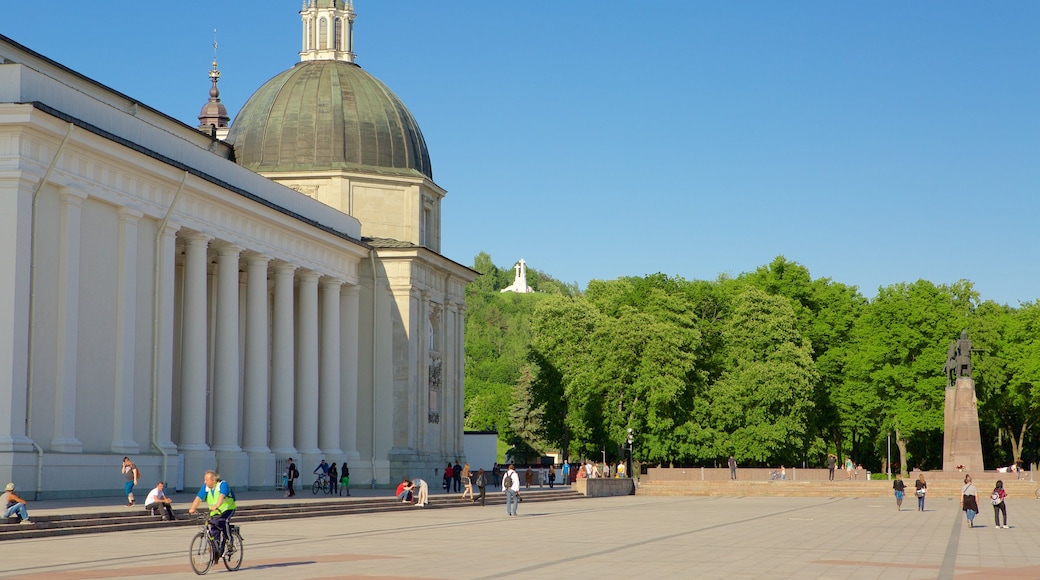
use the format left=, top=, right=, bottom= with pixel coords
left=228, top=60, right=432, bottom=179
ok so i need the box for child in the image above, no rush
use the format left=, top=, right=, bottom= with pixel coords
left=991, top=480, right=1008, bottom=528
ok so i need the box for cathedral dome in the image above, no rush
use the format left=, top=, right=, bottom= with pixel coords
left=228, top=59, right=432, bottom=179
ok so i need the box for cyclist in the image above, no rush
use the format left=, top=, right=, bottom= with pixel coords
left=314, top=459, right=329, bottom=480
left=188, top=470, right=236, bottom=561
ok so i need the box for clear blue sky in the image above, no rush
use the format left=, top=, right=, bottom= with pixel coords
left=5, top=2, right=1038, bottom=304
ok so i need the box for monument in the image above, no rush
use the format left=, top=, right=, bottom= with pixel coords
left=500, top=259, right=534, bottom=293
left=942, top=330, right=984, bottom=472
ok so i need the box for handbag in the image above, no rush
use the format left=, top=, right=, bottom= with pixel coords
left=915, top=488, right=926, bottom=497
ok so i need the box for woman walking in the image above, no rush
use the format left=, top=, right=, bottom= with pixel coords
left=892, top=477, right=906, bottom=511
left=961, top=474, right=980, bottom=528
left=991, top=480, right=1008, bottom=528
left=914, top=473, right=927, bottom=511
left=460, top=463, right=474, bottom=501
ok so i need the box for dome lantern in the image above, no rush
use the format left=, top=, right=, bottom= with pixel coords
left=300, top=0, right=356, bottom=63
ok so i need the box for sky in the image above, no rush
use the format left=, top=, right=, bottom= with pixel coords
left=4, top=1, right=1038, bottom=305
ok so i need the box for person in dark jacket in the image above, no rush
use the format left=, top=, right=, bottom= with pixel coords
left=892, top=477, right=906, bottom=511
left=452, top=461, right=462, bottom=492
left=914, top=474, right=927, bottom=511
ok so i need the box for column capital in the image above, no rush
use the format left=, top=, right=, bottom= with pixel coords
left=215, top=242, right=243, bottom=256
left=321, top=276, right=345, bottom=289
left=182, top=231, right=213, bottom=246
left=271, top=261, right=298, bottom=275
left=298, top=269, right=321, bottom=284
left=116, top=206, right=144, bottom=223
left=58, top=185, right=88, bottom=205
left=244, top=252, right=271, bottom=267
left=342, top=283, right=360, bottom=297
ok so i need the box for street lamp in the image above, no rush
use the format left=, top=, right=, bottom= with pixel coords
left=626, top=428, right=634, bottom=479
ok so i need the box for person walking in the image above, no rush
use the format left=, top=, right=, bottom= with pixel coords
left=961, top=474, right=980, bottom=528
left=121, top=456, right=139, bottom=507
left=561, top=462, right=570, bottom=486
left=328, top=462, right=339, bottom=496
left=286, top=457, right=298, bottom=497
left=475, top=468, right=487, bottom=506
left=728, top=455, right=737, bottom=480
left=492, top=463, right=501, bottom=488
left=460, top=463, right=474, bottom=501
left=991, top=480, right=1008, bottom=528
left=914, top=473, right=927, bottom=511
left=442, top=463, right=453, bottom=493
left=548, top=464, right=557, bottom=488
left=503, top=463, right=520, bottom=516
left=340, top=462, right=350, bottom=496
left=892, top=477, right=906, bottom=511
left=452, top=461, right=463, bottom=493
left=845, top=457, right=854, bottom=480
left=1, top=482, right=32, bottom=524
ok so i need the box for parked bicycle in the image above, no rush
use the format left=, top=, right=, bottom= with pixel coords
left=189, top=513, right=243, bottom=575
left=312, top=472, right=331, bottom=495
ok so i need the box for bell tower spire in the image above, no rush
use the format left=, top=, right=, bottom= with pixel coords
left=197, top=29, right=230, bottom=140
left=300, top=0, right=357, bottom=63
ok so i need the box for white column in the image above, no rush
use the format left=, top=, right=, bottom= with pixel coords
left=269, top=262, right=297, bottom=457
left=0, top=177, right=35, bottom=453
left=154, top=222, right=180, bottom=454
left=295, top=270, right=321, bottom=465
left=213, top=244, right=247, bottom=481
left=318, top=278, right=343, bottom=456
left=111, top=207, right=143, bottom=453
left=178, top=233, right=212, bottom=452
left=243, top=254, right=276, bottom=488
left=340, top=284, right=360, bottom=461
left=51, top=187, right=86, bottom=452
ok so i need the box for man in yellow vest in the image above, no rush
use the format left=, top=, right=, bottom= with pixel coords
left=189, top=470, right=237, bottom=560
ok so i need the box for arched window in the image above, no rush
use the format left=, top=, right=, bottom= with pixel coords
left=319, top=18, right=328, bottom=50
left=334, top=18, right=343, bottom=51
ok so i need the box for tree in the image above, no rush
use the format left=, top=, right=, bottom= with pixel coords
left=707, top=285, right=818, bottom=464
left=844, top=280, right=977, bottom=474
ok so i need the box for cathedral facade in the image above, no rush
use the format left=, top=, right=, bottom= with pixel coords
left=0, top=0, right=474, bottom=498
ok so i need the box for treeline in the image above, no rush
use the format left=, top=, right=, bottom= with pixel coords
left=464, top=253, right=1040, bottom=475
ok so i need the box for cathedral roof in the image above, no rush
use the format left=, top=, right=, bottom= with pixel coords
left=227, top=58, right=431, bottom=178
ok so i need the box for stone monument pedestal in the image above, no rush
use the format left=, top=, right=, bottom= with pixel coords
left=942, top=376, right=984, bottom=473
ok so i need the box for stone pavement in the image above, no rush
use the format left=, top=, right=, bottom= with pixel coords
left=2, top=492, right=1038, bottom=579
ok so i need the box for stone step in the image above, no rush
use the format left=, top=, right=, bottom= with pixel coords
left=0, top=488, right=584, bottom=541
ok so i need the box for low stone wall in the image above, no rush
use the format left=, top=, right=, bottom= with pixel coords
left=575, top=478, right=635, bottom=497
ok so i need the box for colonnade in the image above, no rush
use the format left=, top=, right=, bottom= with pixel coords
left=173, top=231, right=361, bottom=488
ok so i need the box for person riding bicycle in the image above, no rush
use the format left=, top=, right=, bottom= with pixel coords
left=188, top=470, right=236, bottom=561
left=314, top=459, right=329, bottom=480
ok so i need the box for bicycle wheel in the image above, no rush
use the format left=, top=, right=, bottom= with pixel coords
left=189, top=531, right=214, bottom=575
left=222, top=529, right=244, bottom=571
left=312, top=480, right=320, bottom=495
left=322, top=479, right=331, bottom=494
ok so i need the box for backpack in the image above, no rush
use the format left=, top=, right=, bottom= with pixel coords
left=991, top=490, right=1003, bottom=505
left=291, top=464, right=300, bottom=479
left=502, top=472, right=514, bottom=488
left=132, top=465, right=141, bottom=480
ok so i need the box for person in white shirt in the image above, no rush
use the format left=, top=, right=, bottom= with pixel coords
left=144, top=481, right=174, bottom=520
left=412, top=477, right=429, bottom=507
left=502, top=463, right=520, bottom=516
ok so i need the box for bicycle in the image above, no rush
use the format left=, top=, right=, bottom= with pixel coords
left=312, top=472, right=331, bottom=495
left=189, top=513, right=243, bottom=575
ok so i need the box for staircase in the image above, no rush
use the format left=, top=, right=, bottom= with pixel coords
left=0, top=487, right=584, bottom=541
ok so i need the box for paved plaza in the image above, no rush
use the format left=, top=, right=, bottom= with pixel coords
left=2, top=493, right=1038, bottom=579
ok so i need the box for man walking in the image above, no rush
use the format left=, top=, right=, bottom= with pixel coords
left=728, top=455, right=737, bottom=480
left=503, top=463, right=520, bottom=516
left=286, top=457, right=298, bottom=497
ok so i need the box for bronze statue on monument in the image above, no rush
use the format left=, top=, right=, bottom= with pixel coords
left=942, top=330, right=984, bottom=473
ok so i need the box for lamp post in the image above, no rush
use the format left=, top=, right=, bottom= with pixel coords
left=626, top=428, right=634, bottom=479
left=887, top=432, right=892, bottom=480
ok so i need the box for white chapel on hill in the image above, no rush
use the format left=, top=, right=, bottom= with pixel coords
left=0, top=0, right=476, bottom=498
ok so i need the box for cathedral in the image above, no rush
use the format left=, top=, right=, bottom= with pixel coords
left=0, top=0, right=475, bottom=498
